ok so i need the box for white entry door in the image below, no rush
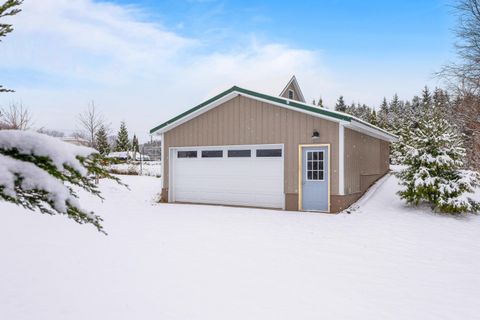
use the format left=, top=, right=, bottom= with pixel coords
left=170, top=144, right=284, bottom=209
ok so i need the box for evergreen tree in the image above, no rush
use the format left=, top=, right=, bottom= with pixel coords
left=378, top=97, right=389, bottom=129
left=132, top=134, right=139, bottom=153
left=396, top=114, right=479, bottom=213
left=335, top=96, right=346, bottom=112
left=95, top=125, right=110, bottom=155
left=369, top=109, right=378, bottom=126
left=0, top=0, right=22, bottom=93
left=421, top=86, right=432, bottom=113
left=389, top=94, right=402, bottom=126
left=115, top=121, right=131, bottom=152
left=0, top=130, right=122, bottom=233
left=317, top=97, right=324, bottom=108
left=433, top=87, right=451, bottom=119
left=345, top=102, right=356, bottom=115
left=0, top=1, right=123, bottom=233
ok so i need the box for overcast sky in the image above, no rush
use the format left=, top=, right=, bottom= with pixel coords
left=0, top=0, right=456, bottom=141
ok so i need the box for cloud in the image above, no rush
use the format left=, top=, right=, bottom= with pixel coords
left=0, top=0, right=334, bottom=140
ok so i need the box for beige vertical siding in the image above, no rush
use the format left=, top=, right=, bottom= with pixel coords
left=344, top=128, right=390, bottom=194
left=163, top=95, right=340, bottom=195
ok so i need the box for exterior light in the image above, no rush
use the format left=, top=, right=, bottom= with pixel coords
left=312, top=130, right=320, bottom=139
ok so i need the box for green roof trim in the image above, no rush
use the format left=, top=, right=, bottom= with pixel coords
left=149, top=85, right=397, bottom=139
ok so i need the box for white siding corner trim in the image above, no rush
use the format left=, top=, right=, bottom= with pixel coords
left=160, top=133, right=165, bottom=190
left=338, top=124, right=345, bottom=195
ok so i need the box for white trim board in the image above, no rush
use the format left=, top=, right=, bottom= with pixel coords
left=338, top=124, right=345, bottom=195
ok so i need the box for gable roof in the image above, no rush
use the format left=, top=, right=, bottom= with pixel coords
left=279, top=75, right=306, bottom=102
left=149, top=86, right=398, bottom=142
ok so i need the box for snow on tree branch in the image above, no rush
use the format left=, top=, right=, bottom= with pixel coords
left=0, top=130, right=123, bottom=233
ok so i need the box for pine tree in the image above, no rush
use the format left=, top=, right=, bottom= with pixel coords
left=378, top=97, right=389, bottom=129
left=317, top=97, right=324, bottom=108
left=433, top=87, right=450, bottom=119
left=115, top=121, right=130, bottom=152
left=0, top=0, right=22, bottom=93
left=421, top=86, right=432, bottom=114
left=132, top=134, right=139, bottom=152
left=369, top=109, right=378, bottom=126
left=95, top=125, right=110, bottom=155
left=389, top=94, right=402, bottom=126
left=345, top=102, right=356, bottom=115
left=0, top=130, right=122, bottom=233
left=396, top=114, right=479, bottom=214
left=0, top=0, right=123, bottom=233
left=335, top=96, right=346, bottom=112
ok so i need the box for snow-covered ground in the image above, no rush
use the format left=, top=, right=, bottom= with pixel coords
left=1, top=173, right=480, bottom=320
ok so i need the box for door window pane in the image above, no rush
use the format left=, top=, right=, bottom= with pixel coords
left=256, top=149, right=282, bottom=157
left=202, top=150, right=223, bottom=158
left=305, top=150, right=325, bottom=181
left=178, top=151, right=197, bottom=158
left=228, top=149, right=251, bottom=157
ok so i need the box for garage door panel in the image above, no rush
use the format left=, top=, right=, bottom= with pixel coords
left=172, top=145, right=284, bottom=209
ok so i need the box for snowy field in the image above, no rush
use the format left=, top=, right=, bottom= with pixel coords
left=108, top=161, right=162, bottom=177
left=1, top=173, right=480, bottom=320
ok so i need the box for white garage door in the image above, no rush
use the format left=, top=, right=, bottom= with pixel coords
left=170, top=144, right=284, bottom=209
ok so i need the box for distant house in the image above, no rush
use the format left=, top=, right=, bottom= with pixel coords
left=107, top=151, right=151, bottom=161
left=150, top=76, right=397, bottom=212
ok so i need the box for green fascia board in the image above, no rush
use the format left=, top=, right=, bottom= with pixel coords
left=150, top=86, right=396, bottom=139
left=233, top=86, right=352, bottom=122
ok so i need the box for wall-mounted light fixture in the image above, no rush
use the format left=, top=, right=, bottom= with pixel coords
left=312, top=130, right=320, bottom=139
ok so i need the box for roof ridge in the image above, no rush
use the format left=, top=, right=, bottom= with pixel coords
left=150, top=85, right=397, bottom=140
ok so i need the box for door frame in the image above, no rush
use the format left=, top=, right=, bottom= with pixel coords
left=298, top=144, right=331, bottom=212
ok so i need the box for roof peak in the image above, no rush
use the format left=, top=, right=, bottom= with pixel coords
left=279, top=75, right=306, bottom=103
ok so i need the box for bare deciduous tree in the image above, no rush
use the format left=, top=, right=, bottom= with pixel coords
left=439, top=0, right=480, bottom=94
left=0, top=103, right=32, bottom=130
left=77, top=101, right=106, bottom=149
left=437, top=0, right=480, bottom=170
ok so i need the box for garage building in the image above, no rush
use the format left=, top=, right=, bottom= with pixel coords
left=150, top=77, right=397, bottom=212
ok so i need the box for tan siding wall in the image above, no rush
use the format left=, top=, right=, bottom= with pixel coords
left=344, top=128, right=390, bottom=194
left=164, top=95, right=340, bottom=195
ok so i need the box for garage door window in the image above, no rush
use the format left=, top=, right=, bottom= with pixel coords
left=228, top=150, right=251, bottom=157
left=306, top=151, right=324, bottom=181
left=256, top=149, right=282, bottom=157
left=178, top=151, right=197, bottom=158
left=202, top=150, right=223, bottom=158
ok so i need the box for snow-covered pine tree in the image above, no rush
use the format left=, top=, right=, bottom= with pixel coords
left=0, top=130, right=123, bottom=233
left=0, top=0, right=22, bottom=93
left=421, top=86, right=432, bottom=114
left=335, top=96, right=346, bottom=112
left=0, top=0, right=122, bottom=232
left=369, top=109, right=378, bottom=126
left=378, top=97, right=389, bottom=129
left=433, top=88, right=451, bottom=119
left=95, top=125, right=110, bottom=155
left=396, top=113, right=480, bottom=214
left=345, top=102, right=356, bottom=115
left=115, top=121, right=130, bottom=152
